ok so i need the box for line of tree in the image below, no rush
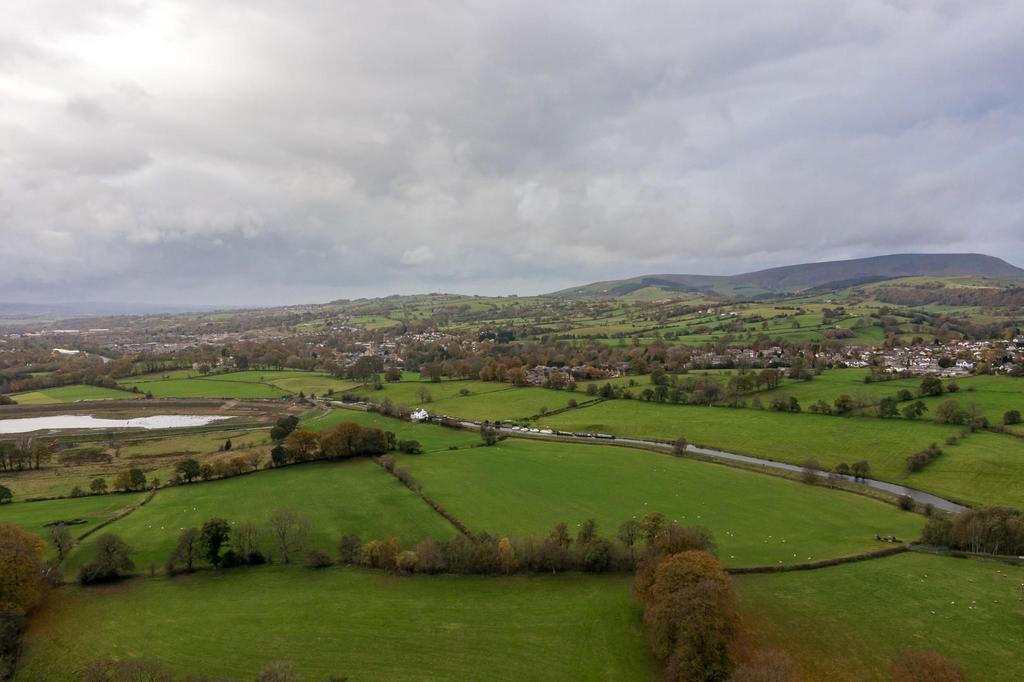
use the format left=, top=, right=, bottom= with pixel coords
left=922, top=507, right=1024, bottom=556
left=906, top=443, right=943, bottom=473
left=269, top=421, right=395, bottom=467
left=0, top=438, right=52, bottom=472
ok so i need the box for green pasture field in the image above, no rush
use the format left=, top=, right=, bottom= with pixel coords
left=352, top=379, right=511, bottom=406
left=354, top=380, right=586, bottom=422
left=396, top=438, right=924, bottom=567
left=757, top=369, right=923, bottom=406
left=761, top=371, right=1023, bottom=424
left=62, top=458, right=454, bottom=573
left=124, top=368, right=198, bottom=381
left=199, top=370, right=329, bottom=384
left=0, top=493, right=145, bottom=556
left=118, top=378, right=287, bottom=399
left=533, top=400, right=1024, bottom=508
left=19, top=567, right=650, bottom=681
left=123, top=369, right=361, bottom=398
left=903, top=431, right=1024, bottom=508
left=301, top=409, right=479, bottom=451
left=8, top=384, right=140, bottom=405
left=269, top=376, right=360, bottom=396
left=735, top=552, right=1024, bottom=681
left=538, top=399, right=957, bottom=479
left=912, top=375, right=1024, bottom=424
left=116, top=427, right=269, bottom=459
left=422, top=387, right=590, bottom=422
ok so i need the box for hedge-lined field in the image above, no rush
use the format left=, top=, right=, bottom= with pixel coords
left=0, top=493, right=145, bottom=544
left=19, top=567, right=651, bottom=681
left=536, top=400, right=1024, bottom=507
left=396, top=438, right=924, bottom=567
left=539, top=399, right=956, bottom=475
left=117, top=369, right=357, bottom=399
left=8, top=385, right=140, bottom=405
left=301, top=408, right=479, bottom=451
left=62, top=459, right=453, bottom=574
left=735, top=552, right=1024, bottom=681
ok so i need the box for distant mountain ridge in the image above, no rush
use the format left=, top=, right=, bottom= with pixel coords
left=553, top=253, right=1024, bottom=298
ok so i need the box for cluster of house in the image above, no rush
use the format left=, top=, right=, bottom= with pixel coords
left=869, top=339, right=1023, bottom=377
left=522, top=364, right=624, bottom=386
left=690, top=347, right=786, bottom=369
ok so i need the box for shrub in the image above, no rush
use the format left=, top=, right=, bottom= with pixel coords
left=78, top=534, right=134, bottom=585
left=800, top=459, right=822, bottom=485
left=906, top=443, right=943, bottom=473
left=897, top=495, right=914, bottom=511
left=397, top=440, right=423, bottom=454
left=304, top=549, right=333, bottom=569
left=1004, top=410, right=1022, bottom=425
left=338, top=534, right=361, bottom=564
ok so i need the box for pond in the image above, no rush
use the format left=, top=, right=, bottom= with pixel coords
left=0, top=415, right=232, bottom=434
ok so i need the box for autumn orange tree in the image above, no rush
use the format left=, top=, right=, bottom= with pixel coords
left=636, top=549, right=737, bottom=682
left=0, top=523, right=46, bottom=614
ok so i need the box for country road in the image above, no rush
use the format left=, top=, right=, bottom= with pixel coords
left=476, top=421, right=968, bottom=514
left=329, top=401, right=969, bottom=514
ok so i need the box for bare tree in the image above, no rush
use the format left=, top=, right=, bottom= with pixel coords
left=232, top=521, right=261, bottom=557
left=268, top=510, right=310, bottom=563
left=172, top=528, right=201, bottom=572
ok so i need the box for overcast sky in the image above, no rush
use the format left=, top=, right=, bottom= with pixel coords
left=2, top=1, right=1023, bottom=306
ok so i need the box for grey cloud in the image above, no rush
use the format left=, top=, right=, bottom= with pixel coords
left=1, top=0, right=1022, bottom=305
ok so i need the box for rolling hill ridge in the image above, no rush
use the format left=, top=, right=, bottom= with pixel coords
left=553, top=253, right=1024, bottom=298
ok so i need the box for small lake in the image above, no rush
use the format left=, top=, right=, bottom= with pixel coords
left=0, top=415, right=232, bottom=434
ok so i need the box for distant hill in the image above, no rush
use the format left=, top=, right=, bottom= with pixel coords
left=552, top=253, right=1024, bottom=298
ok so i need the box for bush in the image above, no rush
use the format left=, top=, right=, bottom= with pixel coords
left=304, top=549, right=333, bottom=569
left=800, top=459, right=822, bottom=485
left=897, top=495, right=915, bottom=511
left=78, top=533, right=134, bottom=585
left=397, top=440, right=423, bottom=454
left=1004, top=410, right=1022, bottom=425
left=906, top=443, right=943, bottom=473
left=338, top=534, right=362, bottom=564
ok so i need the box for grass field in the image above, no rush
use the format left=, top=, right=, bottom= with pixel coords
left=63, top=458, right=454, bottom=573
left=396, top=438, right=924, bottom=567
left=913, top=375, right=1024, bottom=424
left=118, top=378, right=288, bottom=399
left=535, top=400, right=1024, bottom=508
left=736, top=552, right=1024, bottom=681
left=0, top=493, right=145, bottom=543
left=539, top=399, right=956, bottom=475
left=118, top=369, right=356, bottom=399
left=754, top=372, right=1023, bottom=425
left=0, top=427, right=271, bottom=501
left=355, top=382, right=593, bottom=422
left=19, top=567, right=650, bottom=681
left=117, top=427, right=269, bottom=459
left=903, top=431, right=1024, bottom=508
left=353, top=379, right=511, bottom=405
left=302, top=408, right=479, bottom=451
left=8, top=384, right=141, bottom=405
